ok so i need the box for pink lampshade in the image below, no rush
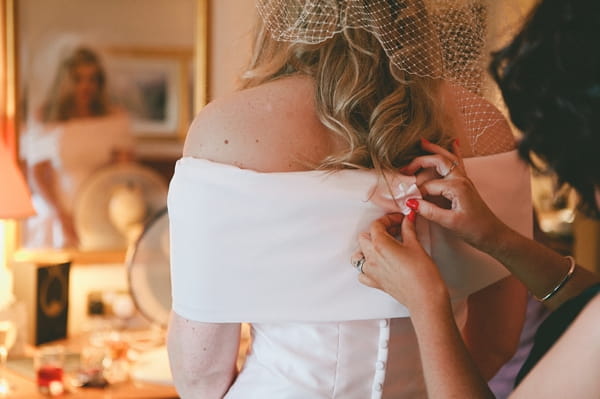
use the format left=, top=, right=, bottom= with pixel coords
left=0, top=142, right=35, bottom=219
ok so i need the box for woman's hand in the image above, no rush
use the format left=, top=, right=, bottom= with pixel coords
left=353, top=213, right=449, bottom=313
left=401, top=138, right=509, bottom=253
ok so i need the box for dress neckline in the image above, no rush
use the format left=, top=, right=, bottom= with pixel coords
left=177, top=149, right=519, bottom=176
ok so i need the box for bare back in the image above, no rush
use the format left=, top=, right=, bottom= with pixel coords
left=183, top=75, right=344, bottom=173
left=184, top=75, right=515, bottom=174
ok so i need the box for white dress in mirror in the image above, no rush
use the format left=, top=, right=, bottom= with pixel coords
left=20, top=46, right=133, bottom=249
left=21, top=112, right=132, bottom=248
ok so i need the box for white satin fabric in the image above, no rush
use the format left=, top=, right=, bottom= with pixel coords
left=168, top=150, right=532, bottom=398
left=21, top=113, right=132, bottom=247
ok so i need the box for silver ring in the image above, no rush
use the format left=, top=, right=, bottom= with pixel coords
left=353, top=257, right=366, bottom=274
left=443, top=161, right=458, bottom=177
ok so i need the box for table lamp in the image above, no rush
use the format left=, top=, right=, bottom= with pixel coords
left=0, top=142, right=34, bottom=395
left=0, top=142, right=35, bottom=309
left=0, top=142, right=34, bottom=219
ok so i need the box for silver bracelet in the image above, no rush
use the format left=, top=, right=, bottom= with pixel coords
left=536, top=255, right=577, bottom=302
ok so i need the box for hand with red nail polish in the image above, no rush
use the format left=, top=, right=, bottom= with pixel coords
left=355, top=213, right=446, bottom=313
left=406, top=199, right=419, bottom=212
left=400, top=138, right=506, bottom=253
left=408, top=211, right=417, bottom=223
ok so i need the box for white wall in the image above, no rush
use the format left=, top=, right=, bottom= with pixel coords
left=18, top=0, right=196, bottom=56
left=208, top=0, right=256, bottom=100
left=18, top=0, right=196, bottom=116
left=17, top=0, right=257, bottom=112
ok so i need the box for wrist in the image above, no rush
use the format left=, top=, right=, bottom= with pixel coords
left=409, top=284, right=452, bottom=327
left=410, top=299, right=454, bottom=337
left=476, top=219, right=513, bottom=256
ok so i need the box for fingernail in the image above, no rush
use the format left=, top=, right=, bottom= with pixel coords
left=420, top=138, right=430, bottom=146
left=408, top=211, right=416, bottom=223
left=454, top=138, right=460, bottom=147
left=406, top=198, right=419, bottom=211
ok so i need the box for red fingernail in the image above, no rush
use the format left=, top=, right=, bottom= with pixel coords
left=454, top=138, right=460, bottom=147
left=420, top=138, right=430, bottom=146
left=408, top=211, right=416, bottom=223
left=406, top=198, right=419, bottom=211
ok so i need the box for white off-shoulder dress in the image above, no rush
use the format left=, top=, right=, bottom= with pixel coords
left=21, top=114, right=132, bottom=248
left=168, top=150, right=532, bottom=399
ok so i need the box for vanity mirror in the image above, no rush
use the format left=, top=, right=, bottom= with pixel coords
left=4, top=0, right=208, bottom=263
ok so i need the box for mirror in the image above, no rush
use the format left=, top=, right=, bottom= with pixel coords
left=7, top=0, right=208, bottom=263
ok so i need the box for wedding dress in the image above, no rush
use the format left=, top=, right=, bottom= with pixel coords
left=168, top=150, right=532, bottom=398
left=21, top=113, right=131, bottom=248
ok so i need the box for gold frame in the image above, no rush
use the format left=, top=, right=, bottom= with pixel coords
left=2, top=0, right=209, bottom=265
left=1, top=0, right=18, bottom=268
left=103, top=46, right=194, bottom=142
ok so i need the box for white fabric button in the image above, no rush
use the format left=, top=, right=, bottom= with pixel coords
left=380, top=339, right=388, bottom=349
left=379, top=319, right=389, bottom=328
left=375, top=383, right=383, bottom=392
left=376, top=361, right=385, bottom=370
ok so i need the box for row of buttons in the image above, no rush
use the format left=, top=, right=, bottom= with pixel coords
left=371, top=319, right=390, bottom=398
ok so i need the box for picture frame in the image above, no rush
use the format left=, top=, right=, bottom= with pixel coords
left=104, top=47, right=194, bottom=142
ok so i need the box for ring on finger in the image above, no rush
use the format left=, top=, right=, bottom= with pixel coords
left=442, top=161, right=458, bottom=177
left=353, top=256, right=366, bottom=274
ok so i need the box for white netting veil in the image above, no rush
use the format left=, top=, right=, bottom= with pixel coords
left=256, top=0, right=524, bottom=154
left=258, top=0, right=486, bottom=88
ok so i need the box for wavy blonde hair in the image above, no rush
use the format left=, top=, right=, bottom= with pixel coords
left=242, top=2, right=454, bottom=172
left=40, top=47, right=110, bottom=123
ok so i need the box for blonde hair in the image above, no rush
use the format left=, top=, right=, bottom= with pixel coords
left=242, top=3, right=454, bottom=172
left=40, top=47, right=110, bottom=123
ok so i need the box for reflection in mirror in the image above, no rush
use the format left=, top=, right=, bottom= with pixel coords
left=12, top=0, right=205, bottom=261
left=20, top=46, right=137, bottom=249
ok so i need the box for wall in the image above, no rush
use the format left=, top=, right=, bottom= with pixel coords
left=208, top=0, right=256, bottom=100
left=18, top=0, right=196, bottom=117
left=18, top=0, right=258, bottom=104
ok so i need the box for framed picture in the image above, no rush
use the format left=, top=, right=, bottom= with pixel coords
left=104, top=47, right=194, bottom=141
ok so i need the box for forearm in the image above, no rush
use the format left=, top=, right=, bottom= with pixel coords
left=483, top=224, right=599, bottom=310
left=31, top=162, right=67, bottom=216
left=462, top=276, right=527, bottom=380
left=167, top=313, right=240, bottom=399
left=412, top=298, right=494, bottom=399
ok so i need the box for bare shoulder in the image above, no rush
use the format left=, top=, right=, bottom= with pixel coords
left=183, top=75, right=336, bottom=172
left=440, top=82, right=516, bottom=157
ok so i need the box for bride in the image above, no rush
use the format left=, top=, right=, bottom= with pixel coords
left=167, top=1, right=530, bottom=398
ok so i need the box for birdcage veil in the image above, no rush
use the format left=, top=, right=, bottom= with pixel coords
left=255, top=0, right=527, bottom=155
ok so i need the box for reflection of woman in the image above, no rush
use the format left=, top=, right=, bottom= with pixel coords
left=23, top=47, right=133, bottom=248
left=355, top=0, right=600, bottom=397
left=167, top=1, right=529, bottom=398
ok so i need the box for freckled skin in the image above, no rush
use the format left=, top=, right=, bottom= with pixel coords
left=182, top=75, right=349, bottom=173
